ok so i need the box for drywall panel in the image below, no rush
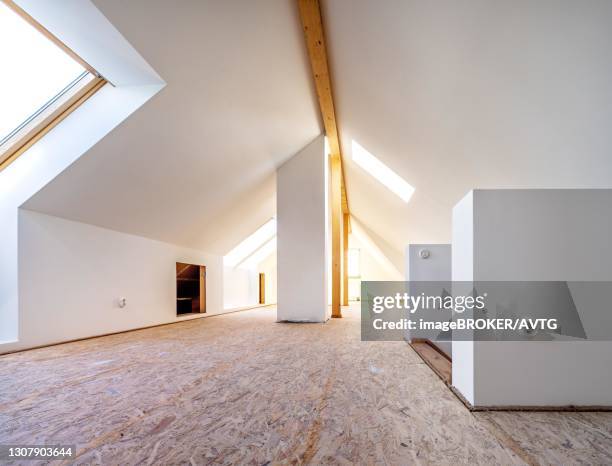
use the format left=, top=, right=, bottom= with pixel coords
left=6, top=210, right=226, bottom=354
left=323, top=0, right=612, bottom=254
left=350, top=218, right=403, bottom=281
left=0, top=83, right=162, bottom=346
left=349, top=234, right=401, bottom=282
left=327, top=154, right=333, bottom=307
left=406, top=244, right=451, bottom=282
left=346, top=230, right=402, bottom=304
left=276, top=136, right=329, bottom=322
left=223, top=266, right=258, bottom=310
left=258, top=252, right=277, bottom=305
left=451, top=191, right=475, bottom=405
left=473, top=189, right=612, bottom=406
left=24, top=0, right=320, bottom=256
left=454, top=189, right=612, bottom=406
left=405, top=244, right=452, bottom=356
left=0, top=0, right=163, bottom=347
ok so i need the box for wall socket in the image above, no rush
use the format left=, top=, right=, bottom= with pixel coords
left=118, top=297, right=127, bottom=308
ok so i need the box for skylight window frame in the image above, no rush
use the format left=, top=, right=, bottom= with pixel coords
left=0, top=0, right=106, bottom=171
left=239, top=236, right=277, bottom=269
left=351, top=140, right=415, bottom=203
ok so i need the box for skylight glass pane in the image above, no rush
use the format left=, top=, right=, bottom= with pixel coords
left=240, top=237, right=277, bottom=269
left=0, top=1, right=86, bottom=143
left=224, top=219, right=277, bottom=267
left=351, top=140, right=415, bottom=203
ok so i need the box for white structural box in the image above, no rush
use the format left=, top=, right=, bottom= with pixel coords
left=452, top=189, right=612, bottom=407
left=276, top=136, right=330, bottom=322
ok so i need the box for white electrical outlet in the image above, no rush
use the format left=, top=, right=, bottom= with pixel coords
left=118, top=297, right=127, bottom=308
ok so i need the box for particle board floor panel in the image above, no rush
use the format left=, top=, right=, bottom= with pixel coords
left=0, top=305, right=610, bottom=465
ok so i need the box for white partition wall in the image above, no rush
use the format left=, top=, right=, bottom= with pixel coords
left=452, top=189, right=612, bottom=407
left=406, top=244, right=451, bottom=282
left=405, top=244, right=452, bottom=356
left=451, top=192, right=475, bottom=404
left=277, top=136, right=329, bottom=322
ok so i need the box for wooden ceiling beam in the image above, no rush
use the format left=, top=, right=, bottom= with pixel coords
left=297, top=0, right=349, bottom=214
left=298, top=0, right=349, bottom=317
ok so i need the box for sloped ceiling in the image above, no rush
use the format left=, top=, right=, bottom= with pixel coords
left=25, top=0, right=612, bottom=260
left=323, top=0, right=612, bottom=253
left=24, top=0, right=320, bottom=255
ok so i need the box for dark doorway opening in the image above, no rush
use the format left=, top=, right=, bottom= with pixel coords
left=176, top=262, right=206, bottom=315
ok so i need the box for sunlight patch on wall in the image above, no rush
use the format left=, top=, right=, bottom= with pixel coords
left=351, top=140, right=414, bottom=203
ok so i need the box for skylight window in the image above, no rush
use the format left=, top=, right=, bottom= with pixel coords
left=240, top=237, right=277, bottom=269
left=224, top=219, right=277, bottom=267
left=0, top=0, right=104, bottom=170
left=351, top=140, right=415, bottom=203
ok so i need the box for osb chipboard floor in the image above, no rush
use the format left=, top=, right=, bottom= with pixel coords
left=0, top=305, right=611, bottom=465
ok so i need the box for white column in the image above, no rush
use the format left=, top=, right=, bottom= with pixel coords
left=276, top=135, right=329, bottom=322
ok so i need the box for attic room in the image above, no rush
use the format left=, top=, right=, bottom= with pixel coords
left=0, top=0, right=611, bottom=464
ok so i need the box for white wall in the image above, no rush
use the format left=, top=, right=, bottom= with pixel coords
left=324, top=0, right=612, bottom=253
left=327, top=155, right=333, bottom=307
left=346, top=218, right=403, bottom=302
left=0, top=0, right=164, bottom=350
left=0, top=84, right=162, bottom=347
left=3, top=210, right=225, bottom=354
left=451, top=191, right=475, bottom=404
left=277, top=136, right=329, bottom=322
left=405, top=244, right=452, bottom=356
left=349, top=234, right=400, bottom=282
left=406, top=244, right=451, bottom=282
left=223, top=266, right=258, bottom=310
left=22, top=0, right=320, bottom=256
left=453, top=189, right=612, bottom=407
left=345, top=225, right=402, bottom=304
left=258, top=252, right=277, bottom=305
left=223, top=250, right=277, bottom=309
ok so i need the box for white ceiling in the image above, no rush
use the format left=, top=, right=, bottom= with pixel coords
left=24, top=0, right=320, bottom=254
left=25, top=0, right=612, bottom=260
left=323, top=0, right=612, bottom=252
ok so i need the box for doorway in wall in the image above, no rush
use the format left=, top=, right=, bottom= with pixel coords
left=259, top=273, right=265, bottom=304
left=176, top=262, right=206, bottom=315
